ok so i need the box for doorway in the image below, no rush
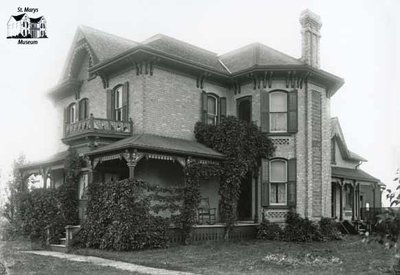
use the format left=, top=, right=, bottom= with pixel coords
left=237, top=96, right=252, bottom=123
left=237, top=173, right=252, bottom=221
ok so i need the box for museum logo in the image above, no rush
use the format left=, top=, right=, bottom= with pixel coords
left=6, top=7, right=47, bottom=45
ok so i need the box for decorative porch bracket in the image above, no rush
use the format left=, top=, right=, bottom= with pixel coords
left=122, top=149, right=145, bottom=179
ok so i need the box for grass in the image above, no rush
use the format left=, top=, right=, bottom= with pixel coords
left=73, top=235, right=396, bottom=275
left=0, top=239, right=141, bottom=275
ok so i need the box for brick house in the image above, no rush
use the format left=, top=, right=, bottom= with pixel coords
left=19, top=10, right=383, bottom=231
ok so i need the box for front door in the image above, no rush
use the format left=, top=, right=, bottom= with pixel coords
left=237, top=173, right=252, bottom=221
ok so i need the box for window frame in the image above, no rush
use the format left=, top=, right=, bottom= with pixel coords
left=79, top=98, right=89, bottom=121
left=206, top=93, right=218, bottom=125
left=269, top=158, right=288, bottom=206
left=269, top=91, right=288, bottom=133
left=237, top=96, right=252, bottom=123
left=114, top=85, right=123, bottom=121
left=68, top=103, right=77, bottom=124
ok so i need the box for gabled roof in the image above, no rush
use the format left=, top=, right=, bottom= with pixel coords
left=331, top=117, right=367, bottom=162
left=219, top=42, right=305, bottom=74
left=143, top=34, right=228, bottom=73
left=332, top=167, right=380, bottom=183
left=87, top=134, right=224, bottom=159
left=30, top=16, right=44, bottom=23
left=78, top=25, right=139, bottom=63
left=12, top=14, right=26, bottom=21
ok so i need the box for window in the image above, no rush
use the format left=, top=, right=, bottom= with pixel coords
left=79, top=98, right=89, bottom=120
left=114, top=86, right=123, bottom=121
left=269, top=159, right=287, bottom=205
left=331, top=138, right=336, bottom=164
left=207, top=95, right=218, bottom=125
left=270, top=92, right=287, bottom=132
left=69, top=103, right=77, bottom=123
left=237, top=96, right=252, bottom=123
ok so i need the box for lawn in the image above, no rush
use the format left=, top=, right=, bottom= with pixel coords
left=0, top=239, right=141, bottom=275
left=73, top=235, right=395, bottom=275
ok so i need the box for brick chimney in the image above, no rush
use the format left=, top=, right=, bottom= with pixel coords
left=300, top=9, right=322, bottom=68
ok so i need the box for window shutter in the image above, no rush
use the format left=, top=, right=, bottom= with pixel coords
left=75, top=103, right=79, bottom=122
left=261, top=159, right=269, bottom=207
left=260, top=91, right=269, bottom=133
left=201, top=91, right=208, bottom=123
left=122, top=82, right=129, bottom=121
left=84, top=99, right=89, bottom=119
left=287, top=90, right=298, bottom=133
left=220, top=97, right=227, bottom=121
left=64, top=107, right=69, bottom=124
left=287, top=158, right=297, bottom=207
left=106, top=89, right=114, bottom=120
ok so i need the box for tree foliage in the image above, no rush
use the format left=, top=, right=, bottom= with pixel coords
left=194, top=116, right=275, bottom=229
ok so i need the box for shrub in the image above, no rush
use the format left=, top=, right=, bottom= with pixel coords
left=283, top=211, right=323, bottom=242
left=256, top=220, right=283, bottom=240
left=319, top=217, right=342, bottom=241
left=75, top=179, right=169, bottom=251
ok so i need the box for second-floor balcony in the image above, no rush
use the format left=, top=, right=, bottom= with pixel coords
left=63, top=114, right=133, bottom=144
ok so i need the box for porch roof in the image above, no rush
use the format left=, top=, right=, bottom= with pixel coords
left=19, top=150, right=69, bottom=172
left=87, top=134, right=224, bottom=159
left=332, top=166, right=380, bottom=183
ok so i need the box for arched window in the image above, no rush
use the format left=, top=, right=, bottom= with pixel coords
left=237, top=96, right=252, bottom=123
left=79, top=98, right=89, bottom=120
left=207, top=94, right=218, bottom=125
left=269, top=92, right=287, bottom=132
left=114, top=86, right=123, bottom=121
left=68, top=103, right=77, bottom=123
left=269, top=159, right=287, bottom=205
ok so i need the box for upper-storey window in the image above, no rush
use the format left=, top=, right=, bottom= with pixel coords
left=79, top=98, right=89, bottom=120
left=114, top=86, right=123, bottom=121
left=270, top=92, right=287, bottom=132
left=260, top=90, right=298, bottom=134
left=201, top=91, right=226, bottom=125
left=207, top=94, right=218, bottom=125
left=107, top=82, right=129, bottom=122
left=237, top=96, right=252, bottom=123
left=69, top=103, right=77, bottom=123
left=269, top=159, right=287, bottom=205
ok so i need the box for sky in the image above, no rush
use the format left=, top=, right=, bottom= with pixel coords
left=0, top=0, right=399, bottom=205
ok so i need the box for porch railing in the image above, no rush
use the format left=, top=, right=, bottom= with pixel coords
left=64, top=114, right=133, bottom=138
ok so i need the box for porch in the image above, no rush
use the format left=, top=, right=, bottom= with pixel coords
left=331, top=166, right=384, bottom=223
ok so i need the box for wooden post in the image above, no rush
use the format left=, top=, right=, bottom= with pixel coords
left=331, top=182, right=336, bottom=218
left=127, top=162, right=136, bottom=179
left=254, top=173, right=258, bottom=223
left=352, top=182, right=356, bottom=221
left=339, top=181, right=343, bottom=221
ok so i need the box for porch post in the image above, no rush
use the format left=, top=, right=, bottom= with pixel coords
left=331, top=182, right=336, bottom=218
left=339, top=180, right=343, bottom=221
left=351, top=182, right=356, bottom=221
left=127, top=162, right=136, bottom=179
left=123, top=149, right=144, bottom=180
left=254, top=173, right=259, bottom=223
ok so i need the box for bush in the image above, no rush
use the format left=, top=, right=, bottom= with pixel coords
left=256, top=220, right=283, bottom=240
left=319, top=217, right=342, bottom=241
left=283, top=211, right=323, bottom=242
left=74, top=179, right=169, bottom=251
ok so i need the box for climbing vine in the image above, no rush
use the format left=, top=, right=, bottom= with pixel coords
left=194, top=116, right=275, bottom=232
left=179, top=161, right=220, bottom=243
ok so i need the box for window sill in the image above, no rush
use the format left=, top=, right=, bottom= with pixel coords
left=265, top=205, right=290, bottom=210
left=264, top=133, right=294, bottom=137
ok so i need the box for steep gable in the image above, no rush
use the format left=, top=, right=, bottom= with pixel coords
left=331, top=117, right=367, bottom=163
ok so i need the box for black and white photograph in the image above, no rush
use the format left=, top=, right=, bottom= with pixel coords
left=0, top=0, right=399, bottom=274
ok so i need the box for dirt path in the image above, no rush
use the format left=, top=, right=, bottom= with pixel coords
left=25, top=250, right=198, bottom=275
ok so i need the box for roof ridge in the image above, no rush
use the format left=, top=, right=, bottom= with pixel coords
left=143, top=33, right=218, bottom=56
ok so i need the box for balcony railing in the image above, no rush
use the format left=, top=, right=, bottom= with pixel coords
left=64, top=114, right=133, bottom=138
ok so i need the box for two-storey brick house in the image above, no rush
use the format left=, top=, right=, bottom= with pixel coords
left=20, top=10, right=383, bottom=229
